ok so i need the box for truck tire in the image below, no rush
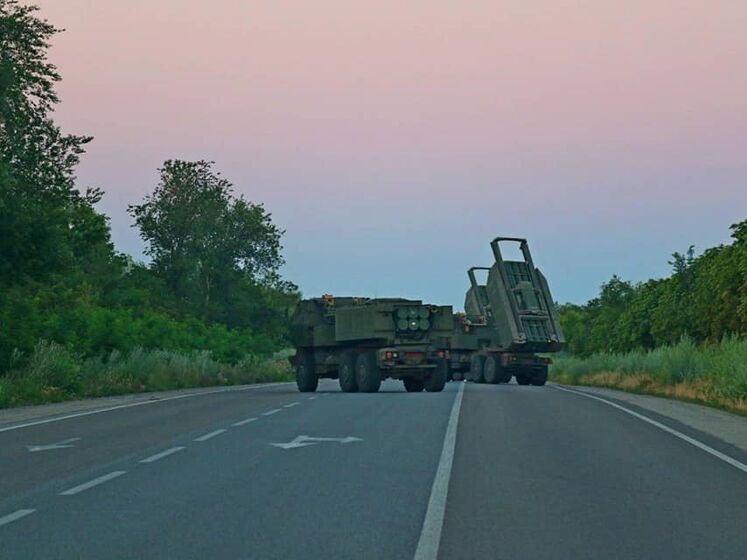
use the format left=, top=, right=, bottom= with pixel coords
left=469, top=354, right=485, bottom=383
left=483, top=355, right=501, bottom=384
left=530, top=366, right=548, bottom=386
left=425, top=359, right=448, bottom=392
left=338, top=352, right=358, bottom=393
left=403, top=378, right=424, bottom=392
left=356, top=352, right=381, bottom=393
left=516, top=372, right=531, bottom=385
left=295, top=351, right=318, bottom=392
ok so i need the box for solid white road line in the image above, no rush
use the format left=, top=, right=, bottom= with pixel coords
left=0, top=382, right=294, bottom=433
left=140, top=446, right=185, bottom=464
left=194, top=429, right=227, bottom=442
left=283, top=402, right=300, bottom=408
left=554, top=386, right=747, bottom=475
left=60, top=471, right=127, bottom=496
left=232, top=417, right=258, bottom=427
left=0, top=509, right=36, bottom=528
left=414, top=382, right=465, bottom=560
left=262, top=409, right=281, bottom=416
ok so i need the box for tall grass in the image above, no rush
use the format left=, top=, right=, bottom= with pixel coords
left=551, top=336, right=747, bottom=414
left=0, top=341, right=293, bottom=409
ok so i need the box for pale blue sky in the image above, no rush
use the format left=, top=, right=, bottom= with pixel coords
left=35, top=0, right=747, bottom=306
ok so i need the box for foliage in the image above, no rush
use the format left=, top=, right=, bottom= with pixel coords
left=0, top=342, right=293, bottom=408
left=0, top=2, right=299, bottom=404
left=558, top=221, right=747, bottom=357
left=551, top=336, right=747, bottom=412
left=0, top=0, right=111, bottom=282
left=128, top=160, right=293, bottom=321
left=554, top=222, right=747, bottom=409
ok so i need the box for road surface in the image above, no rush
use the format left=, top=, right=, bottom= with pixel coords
left=1, top=380, right=746, bottom=559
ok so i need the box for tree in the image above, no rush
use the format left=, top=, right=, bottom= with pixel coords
left=129, top=160, right=288, bottom=319
left=0, top=0, right=111, bottom=282
left=557, top=220, right=747, bottom=357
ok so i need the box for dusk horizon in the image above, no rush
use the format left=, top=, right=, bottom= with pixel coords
left=33, top=0, right=747, bottom=307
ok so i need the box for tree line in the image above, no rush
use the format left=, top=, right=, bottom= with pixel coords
left=558, top=221, right=747, bottom=357
left=0, top=1, right=298, bottom=373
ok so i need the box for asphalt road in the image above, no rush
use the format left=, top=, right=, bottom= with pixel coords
left=1, top=380, right=746, bottom=559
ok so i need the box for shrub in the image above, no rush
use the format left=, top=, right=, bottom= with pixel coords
left=551, top=336, right=747, bottom=408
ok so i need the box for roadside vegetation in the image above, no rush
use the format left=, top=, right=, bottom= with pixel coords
left=553, top=221, right=747, bottom=414
left=0, top=2, right=297, bottom=408
left=551, top=337, right=747, bottom=414
left=0, top=343, right=293, bottom=408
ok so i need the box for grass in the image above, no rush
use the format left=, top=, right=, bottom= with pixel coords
left=550, top=336, right=747, bottom=415
left=0, top=341, right=294, bottom=409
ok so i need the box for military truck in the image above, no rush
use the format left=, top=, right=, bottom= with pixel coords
left=447, top=237, right=564, bottom=386
left=289, top=296, right=453, bottom=393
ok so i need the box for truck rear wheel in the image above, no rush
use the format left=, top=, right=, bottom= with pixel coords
left=530, top=366, right=548, bottom=386
left=338, top=352, right=358, bottom=393
left=483, top=355, right=501, bottom=384
left=425, top=359, right=448, bottom=392
left=403, top=378, right=424, bottom=392
left=295, top=351, right=318, bottom=392
left=469, top=354, right=485, bottom=383
left=356, top=352, right=381, bottom=393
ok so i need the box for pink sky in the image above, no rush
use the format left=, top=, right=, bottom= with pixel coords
left=32, top=0, right=747, bottom=304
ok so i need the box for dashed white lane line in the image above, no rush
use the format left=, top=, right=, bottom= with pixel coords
left=307, top=396, right=317, bottom=400
left=414, top=383, right=465, bottom=560
left=232, top=417, right=258, bottom=427
left=0, top=382, right=294, bottom=433
left=262, top=409, right=281, bottom=416
left=140, top=446, right=185, bottom=464
left=60, top=471, right=127, bottom=496
left=0, top=509, right=36, bottom=528
left=283, top=402, right=300, bottom=408
left=554, top=385, right=747, bottom=475
left=194, top=429, right=227, bottom=442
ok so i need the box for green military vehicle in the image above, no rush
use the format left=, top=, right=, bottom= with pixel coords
left=448, top=237, right=564, bottom=386
left=289, top=296, right=453, bottom=393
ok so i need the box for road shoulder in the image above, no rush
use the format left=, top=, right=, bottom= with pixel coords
left=555, top=384, right=747, bottom=453
left=0, top=382, right=293, bottom=430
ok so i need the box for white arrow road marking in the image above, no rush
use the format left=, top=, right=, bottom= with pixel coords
left=270, top=435, right=362, bottom=449
left=26, top=437, right=80, bottom=453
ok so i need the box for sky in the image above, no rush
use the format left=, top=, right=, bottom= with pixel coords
left=31, top=0, right=747, bottom=307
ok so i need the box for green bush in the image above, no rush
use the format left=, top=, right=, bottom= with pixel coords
left=0, top=344, right=294, bottom=409
left=551, top=336, right=747, bottom=401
